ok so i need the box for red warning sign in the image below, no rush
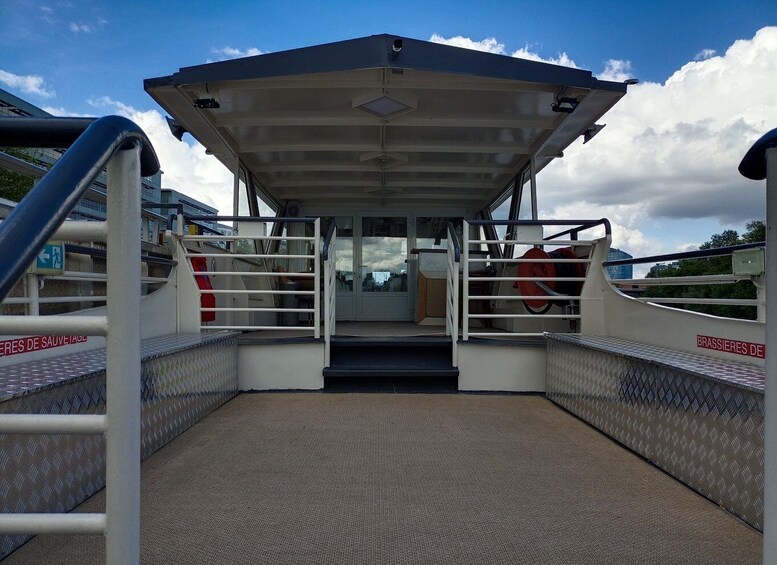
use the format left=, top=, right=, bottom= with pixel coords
left=696, top=335, right=765, bottom=359
left=0, top=335, right=88, bottom=357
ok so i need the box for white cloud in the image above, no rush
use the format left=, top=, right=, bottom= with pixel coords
left=429, top=34, right=505, bottom=54
left=40, top=5, right=55, bottom=23
left=677, top=242, right=700, bottom=253
left=536, top=26, right=777, bottom=260
left=68, top=22, right=93, bottom=33
left=695, top=48, right=717, bottom=61
left=209, top=46, right=264, bottom=62
left=597, top=59, right=634, bottom=82
left=88, top=97, right=234, bottom=215
left=511, top=46, right=578, bottom=68
left=0, top=69, right=55, bottom=98
left=41, top=106, right=92, bottom=117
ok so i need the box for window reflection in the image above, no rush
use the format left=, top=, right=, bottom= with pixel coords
left=361, top=217, right=407, bottom=293
left=320, top=216, right=354, bottom=292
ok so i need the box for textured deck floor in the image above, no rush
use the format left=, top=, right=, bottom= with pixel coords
left=5, top=394, right=762, bottom=564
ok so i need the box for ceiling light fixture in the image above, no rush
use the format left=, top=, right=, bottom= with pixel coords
left=353, top=91, right=416, bottom=120
left=193, top=98, right=220, bottom=109
left=551, top=96, right=579, bottom=114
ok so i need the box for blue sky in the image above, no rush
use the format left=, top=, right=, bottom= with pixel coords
left=3, top=0, right=774, bottom=113
left=2, top=0, right=777, bottom=269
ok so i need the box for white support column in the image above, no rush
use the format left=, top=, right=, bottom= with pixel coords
left=452, top=252, right=459, bottom=366
left=105, top=146, right=141, bottom=565
left=530, top=157, right=538, bottom=220
left=463, top=220, right=470, bottom=341
left=26, top=274, right=39, bottom=316
left=313, top=218, right=321, bottom=339
left=764, top=146, right=777, bottom=565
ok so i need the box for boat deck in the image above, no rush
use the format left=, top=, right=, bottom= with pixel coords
left=4, top=393, right=761, bottom=564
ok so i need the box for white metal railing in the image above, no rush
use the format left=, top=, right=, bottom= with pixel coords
left=179, top=218, right=321, bottom=336
left=445, top=225, right=460, bottom=366
left=462, top=219, right=607, bottom=339
left=323, top=226, right=337, bottom=366
left=3, top=271, right=167, bottom=312
left=0, top=146, right=143, bottom=563
left=607, top=245, right=765, bottom=320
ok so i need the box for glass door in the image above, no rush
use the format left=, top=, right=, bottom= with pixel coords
left=356, top=216, right=410, bottom=321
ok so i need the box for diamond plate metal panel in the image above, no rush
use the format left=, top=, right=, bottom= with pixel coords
left=546, top=335, right=764, bottom=531
left=0, top=333, right=238, bottom=559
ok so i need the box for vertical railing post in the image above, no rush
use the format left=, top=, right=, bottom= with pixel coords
left=26, top=274, right=39, bottom=316
left=446, top=231, right=459, bottom=367
left=105, top=145, right=141, bottom=565
left=314, top=218, right=321, bottom=339
left=324, top=245, right=331, bottom=366
left=763, top=146, right=777, bottom=565
left=463, top=220, right=470, bottom=341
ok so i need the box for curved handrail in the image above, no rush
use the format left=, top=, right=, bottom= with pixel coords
left=0, top=115, right=160, bottom=300
left=322, top=221, right=337, bottom=260
left=446, top=221, right=461, bottom=262
left=739, top=127, right=777, bottom=181
left=603, top=242, right=764, bottom=267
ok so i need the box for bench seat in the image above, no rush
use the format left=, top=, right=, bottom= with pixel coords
left=546, top=332, right=763, bottom=531
left=0, top=332, right=238, bottom=560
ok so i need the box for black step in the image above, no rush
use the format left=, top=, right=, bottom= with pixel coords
left=325, top=336, right=458, bottom=379
left=323, top=367, right=459, bottom=378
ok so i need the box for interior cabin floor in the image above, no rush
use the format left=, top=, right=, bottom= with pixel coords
left=4, top=393, right=761, bottom=565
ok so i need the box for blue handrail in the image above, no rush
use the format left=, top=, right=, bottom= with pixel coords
left=603, top=242, right=764, bottom=267
left=466, top=218, right=612, bottom=238
left=0, top=115, right=160, bottom=300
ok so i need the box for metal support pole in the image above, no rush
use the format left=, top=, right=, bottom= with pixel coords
left=313, top=218, right=321, bottom=339
left=105, top=146, right=141, bottom=565
left=232, top=168, right=240, bottom=217
left=764, top=146, right=777, bottom=565
left=26, top=274, right=39, bottom=316
left=463, top=220, right=470, bottom=340
left=530, top=157, right=538, bottom=220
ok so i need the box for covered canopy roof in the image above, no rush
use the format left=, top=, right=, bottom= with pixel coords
left=144, top=34, right=628, bottom=212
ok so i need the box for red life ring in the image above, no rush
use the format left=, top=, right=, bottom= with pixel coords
left=514, top=248, right=555, bottom=310
left=514, top=247, right=584, bottom=314
left=190, top=256, right=216, bottom=323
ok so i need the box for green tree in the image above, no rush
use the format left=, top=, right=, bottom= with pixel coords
left=644, top=221, right=764, bottom=320
left=0, top=147, right=38, bottom=202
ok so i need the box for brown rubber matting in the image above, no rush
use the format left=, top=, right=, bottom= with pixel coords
left=4, top=393, right=762, bottom=564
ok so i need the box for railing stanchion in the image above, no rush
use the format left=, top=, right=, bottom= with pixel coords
left=463, top=221, right=470, bottom=341
left=314, top=218, right=321, bottom=339
left=105, top=146, right=142, bottom=565
left=25, top=273, right=39, bottom=316
left=762, top=145, right=777, bottom=565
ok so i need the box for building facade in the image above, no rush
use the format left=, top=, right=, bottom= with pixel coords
left=1, top=88, right=223, bottom=241
left=606, top=248, right=634, bottom=280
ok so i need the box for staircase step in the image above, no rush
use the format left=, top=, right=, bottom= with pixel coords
left=326, top=336, right=457, bottom=378
left=323, top=367, right=459, bottom=378
left=330, top=336, right=451, bottom=347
